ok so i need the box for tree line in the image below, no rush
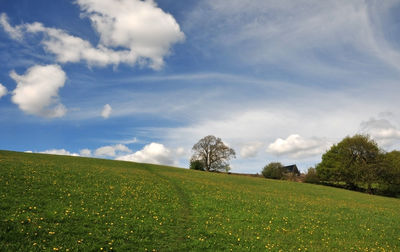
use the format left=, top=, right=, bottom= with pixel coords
left=189, top=134, right=400, bottom=196
left=308, top=134, right=400, bottom=196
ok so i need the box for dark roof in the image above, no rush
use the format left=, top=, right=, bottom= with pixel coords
left=284, top=165, right=300, bottom=175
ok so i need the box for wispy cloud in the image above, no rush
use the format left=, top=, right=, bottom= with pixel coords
left=184, top=0, right=400, bottom=75
left=0, top=13, right=23, bottom=40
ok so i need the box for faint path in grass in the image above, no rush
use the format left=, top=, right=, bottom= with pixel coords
left=143, top=164, right=193, bottom=248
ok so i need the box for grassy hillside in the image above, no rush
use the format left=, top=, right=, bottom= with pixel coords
left=0, top=150, right=399, bottom=251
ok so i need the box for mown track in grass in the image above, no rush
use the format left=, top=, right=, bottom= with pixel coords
left=0, top=150, right=399, bottom=251
left=143, top=164, right=194, bottom=249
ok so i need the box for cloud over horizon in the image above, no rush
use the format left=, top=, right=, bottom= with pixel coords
left=267, top=134, right=329, bottom=159
left=40, top=149, right=79, bottom=156
left=80, top=148, right=92, bottom=157
left=117, top=142, right=178, bottom=166
left=94, top=144, right=131, bottom=157
left=240, top=142, right=263, bottom=158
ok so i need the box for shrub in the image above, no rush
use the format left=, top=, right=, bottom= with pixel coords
left=262, top=162, right=285, bottom=179
left=190, top=160, right=205, bottom=171
left=380, top=151, right=400, bottom=196
left=304, top=167, right=320, bottom=184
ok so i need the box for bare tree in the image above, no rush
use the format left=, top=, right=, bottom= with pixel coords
left=191, top=135, right=236, bottom=172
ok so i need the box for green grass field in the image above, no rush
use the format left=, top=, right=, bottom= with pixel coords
left=0, top=150, right=399, bottom=251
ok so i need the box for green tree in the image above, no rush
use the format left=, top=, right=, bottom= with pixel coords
left=382, top=151, right=400, bottom=195
left=262, top=162, right=285, bottom=179
left=191, top=135, right=236, bottom=172
left=316, top=134, right=384, bottom=193
left=189, top=160, right=205, bottom=171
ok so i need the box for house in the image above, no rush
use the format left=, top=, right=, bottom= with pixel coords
left=283, top=164, right=300, bottom=176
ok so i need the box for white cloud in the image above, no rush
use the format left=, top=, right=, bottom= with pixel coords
left=101, top=104, right=112, bottom=118
left=0, top=83, right=7, bottom=99
left=185, top=0, right=400, bottom=75
left=94, top=144, right=131, bottom=157
left=40, top=149, right=79, bottom=156
left=25, top=22, right=132, bottom=67
left=83, top=70, right=400, bottom=172
left=360, top=118, right=400, bottom=148
left=116, top=142, right=177, bottom=165
left=0, top=13, right=23, bottom=40
left=121, top=137, right=138, bottom=144
left=10, top=64, right=67, bottom=118
left=76, top=0, right=185, bottom=69
left=1, top=0, right=184, bottom=70
left=80, top=148, right=92, bottom=157
left=240, top=142, right=263, bottom=158
left=176, top=147, right=186, bottom=156
left=267, top=134, right=329, bottom=159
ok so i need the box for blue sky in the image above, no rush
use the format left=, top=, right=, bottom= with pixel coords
left=1, top=0, right=400, bottom=173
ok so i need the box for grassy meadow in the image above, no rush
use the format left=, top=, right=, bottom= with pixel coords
left=0, top=150, right=399, bottom=251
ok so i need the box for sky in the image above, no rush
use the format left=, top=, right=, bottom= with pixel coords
left=1, top=0, right=400, bottom=173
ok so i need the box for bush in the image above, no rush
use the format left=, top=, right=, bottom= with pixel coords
left=304, top=167, right=320, bottom=184
left=380, top=151, right=400, bottom=196
left=262, top=162, right=285, bottom=179
left=284, top=172, right=299, bottom=182
left=190, top=160, right=205, bottom=171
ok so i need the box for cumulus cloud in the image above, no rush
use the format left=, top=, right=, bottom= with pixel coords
left=360, top=118, right=400, bottom=148
left=101, top=104, right=112, bottom=118
left=10, top=64, right=67, bottom=118
left=240, top=142, right=263, bottom=158
left=76, top=0, right=185, bottom=69
left=80, top=148, right=92, bottom=157
left=0, top=13, right=23, bottom=40
left=267, top=134, right=328, bottom=159
left=94, top=144, right=131, bottom=157
left=1, top=0, right=184, bottom=69
left=40, top=149, right=79, bottom=156
left=0, top=83, right=7, bottom=99
left=116, top=142, right=177, bottom=165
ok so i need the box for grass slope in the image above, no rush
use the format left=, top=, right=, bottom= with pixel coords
left=0, top=150, right=399, bottom=251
